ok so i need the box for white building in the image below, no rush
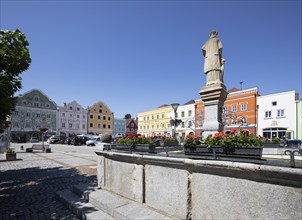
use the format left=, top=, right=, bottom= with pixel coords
left=257, top=90, right=297, bottom=139
left=175, top=100, right=196, bottom=137
left=58, top=101, right=88, bottom=136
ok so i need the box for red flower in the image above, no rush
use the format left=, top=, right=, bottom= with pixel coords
left=231, top=129, right=237, bottom=134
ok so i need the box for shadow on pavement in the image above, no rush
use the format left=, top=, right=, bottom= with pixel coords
left=0, top=166, right=97, bottom=219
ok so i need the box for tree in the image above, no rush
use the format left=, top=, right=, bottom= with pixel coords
left=124, top=114, right=132, bottom=119
left=0, top=29, right=31, bottom=132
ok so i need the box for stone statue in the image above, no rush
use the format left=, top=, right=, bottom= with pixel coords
left=202, top=30, right=224, bottom=85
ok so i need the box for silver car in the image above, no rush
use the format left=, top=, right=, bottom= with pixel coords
left=86, top=137, right=102, bottom=146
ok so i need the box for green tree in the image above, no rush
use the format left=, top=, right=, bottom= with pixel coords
left=0, top=29, right=31, bottom=132
left=124, top=114, right=132, bottom=119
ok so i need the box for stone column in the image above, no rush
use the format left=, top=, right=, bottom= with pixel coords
left=199, top=83, right=228, bottom=138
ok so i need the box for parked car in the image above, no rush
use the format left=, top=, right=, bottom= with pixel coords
left=86, top=136, right=102, bottom=146
left=48, top=135, right=61, bottom=144
left=72, top=135, right=91, bottom=146
left=30, top=137, right=39, bottom=143
left=285, top=140, right=302, bottom=148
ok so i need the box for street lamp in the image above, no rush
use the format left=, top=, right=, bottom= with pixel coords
left=171, top=103, right=180, bottom=138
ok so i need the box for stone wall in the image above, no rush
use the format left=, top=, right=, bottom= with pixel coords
left=95, top=151, right=302, bottom=220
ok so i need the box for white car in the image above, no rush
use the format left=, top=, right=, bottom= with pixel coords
left=86, top=137, right=102, bottom=146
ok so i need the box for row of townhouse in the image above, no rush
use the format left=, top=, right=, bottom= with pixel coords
left=9, top=89, right=138, bottom=142
left=137, top=87, right=301, bottom=140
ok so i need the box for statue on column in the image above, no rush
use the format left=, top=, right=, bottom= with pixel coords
left=202, top=30, right=225, bottom=85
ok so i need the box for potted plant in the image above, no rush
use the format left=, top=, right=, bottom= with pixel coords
left=261, top=137, right=282, bottom=147
left=184, top=134, right=201, bottom=151
left=4, top=148, right=17, bottom=161
left=201, top=130, right=263, bottom=159
left=116, top=134, right=155, bottom=153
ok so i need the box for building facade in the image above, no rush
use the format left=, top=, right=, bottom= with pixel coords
left=257, top=90, right=297, bottom=139
left=137, top=105, right=172, bottom=137
left=10, top=89, right=57, bottom=141
left=175, top=100, right=196, bottom=138
left=58, top=101, right=88, bottom=136
left=113, top=118, right=126, bottom=137
left=125, top=118, right=138, bottom=137
left=87, top=101, right=114, bottom=135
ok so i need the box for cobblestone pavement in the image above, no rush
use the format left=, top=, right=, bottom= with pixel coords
left=0, top=149, right=97, bottom=220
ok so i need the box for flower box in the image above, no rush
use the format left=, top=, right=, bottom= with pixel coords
left=262, top=143, right=281, bottom=148
left=185, top=145, right=263, bottom=159
left=113, top=144, right=132, bottom=151
left=134, top=144, right=156, bottom=153
left=4, top=152, right=17, bottom=161
left=164, top=142, right=179, bottom=147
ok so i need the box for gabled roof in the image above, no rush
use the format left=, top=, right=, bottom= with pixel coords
left=183, top=99, right=195, bottom=105
left=227, top=88, right=240, bottom=93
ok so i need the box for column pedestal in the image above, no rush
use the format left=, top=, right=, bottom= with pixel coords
left=199, top=83, right=228, bottom=138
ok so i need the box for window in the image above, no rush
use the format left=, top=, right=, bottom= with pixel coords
left=90, top=123, right=93, bottom=128
left=108, top=124, right=111, bottom=129
left=70, top=114, right=72, bottom=118
left=69, top=123, right=72, bottom=128
left=34, top=96, right=39, bottom=101
left=181, top=111, right=185, bottom=117
left=156, top=114, right=159, bottom=119
left=265, top=111, right=272, bottom=118
left=277, top=109, right=284, bottom=117
left=223, top=106, right=228, bottom=113
left=36, top=113, right=40, bottom=117
left=272, top=101, right=277, bottom=106
left=98, top=124, right=101, bottom=128
left=62, top=123, right=65, bottom=128
left=69, top=106, right=72, bottom=110
left=98, top=115, right=101, bottom=120
left=162, top=113, right=164, bottom=118
left=188, top=110, right=192, bottom=117
left=161, top=123, right=165, bottom=128
left=241, top=103, right=247, bottom=111
left=198, top=110, right=203, bottom=116
left=26, top=113, right=30, bottom=117
left=82, top=124, right=85, bottom=129
left=77, top=115, right=80, bottom=119
left=34, top=103, right=39, bottom=107
left=103, top=124, right=106, bottom=128
left=181, top=122, right=185, bottom=128
left=232, top=105, right=237, bottom=112
left=76, top=124, right=79, bottom=129
left=77, top=107, right=80, bottom=111
left=62, top=113, right=65, bottom=117
left=108, top=117, right=111, bottom=120
left=188, top=121, right=192, bottom=128
left=99, top=109, right=102, bottom=113
left=103, top=116, right=106, bottom=120
left=152, top=115, right=154, bottom=120
left=83, top=115, right=85, bottom=119
left=90, top=114, right=93, bottom=119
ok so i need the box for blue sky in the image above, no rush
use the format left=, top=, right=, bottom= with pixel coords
left=1, top=0, right=301, bottom=118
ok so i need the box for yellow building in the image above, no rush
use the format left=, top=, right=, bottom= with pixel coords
left=137, top=105, right=173, bottom=137
left=87, top=101, right=114, bottom=135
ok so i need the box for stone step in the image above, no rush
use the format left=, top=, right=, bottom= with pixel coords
left=72, top=184, right=178, bottom=220
left=55, top=189, right=115, bottom=220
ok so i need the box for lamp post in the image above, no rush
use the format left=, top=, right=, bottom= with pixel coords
left=171, top=103, right=180, bottom=138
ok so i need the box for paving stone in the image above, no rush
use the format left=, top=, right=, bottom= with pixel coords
left=0, top=151, right=97, bottom=220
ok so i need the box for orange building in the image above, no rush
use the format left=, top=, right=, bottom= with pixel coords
left=195, top=87, right=258, bottom=135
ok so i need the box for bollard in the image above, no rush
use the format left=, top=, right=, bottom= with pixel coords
left=212, top=148, right=217, bottom=160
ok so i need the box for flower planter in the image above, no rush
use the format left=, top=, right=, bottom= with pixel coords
left=262, top=143, right=281, bottom=148
left=164, top=142, right=179, bottom=147
left=113, top=144, right=132, bottom=151
left=4, top=152, right=17, bottom=161
left=134, top=144, right=156, bottom=153
left=185, top=145, right=263, bottom=160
